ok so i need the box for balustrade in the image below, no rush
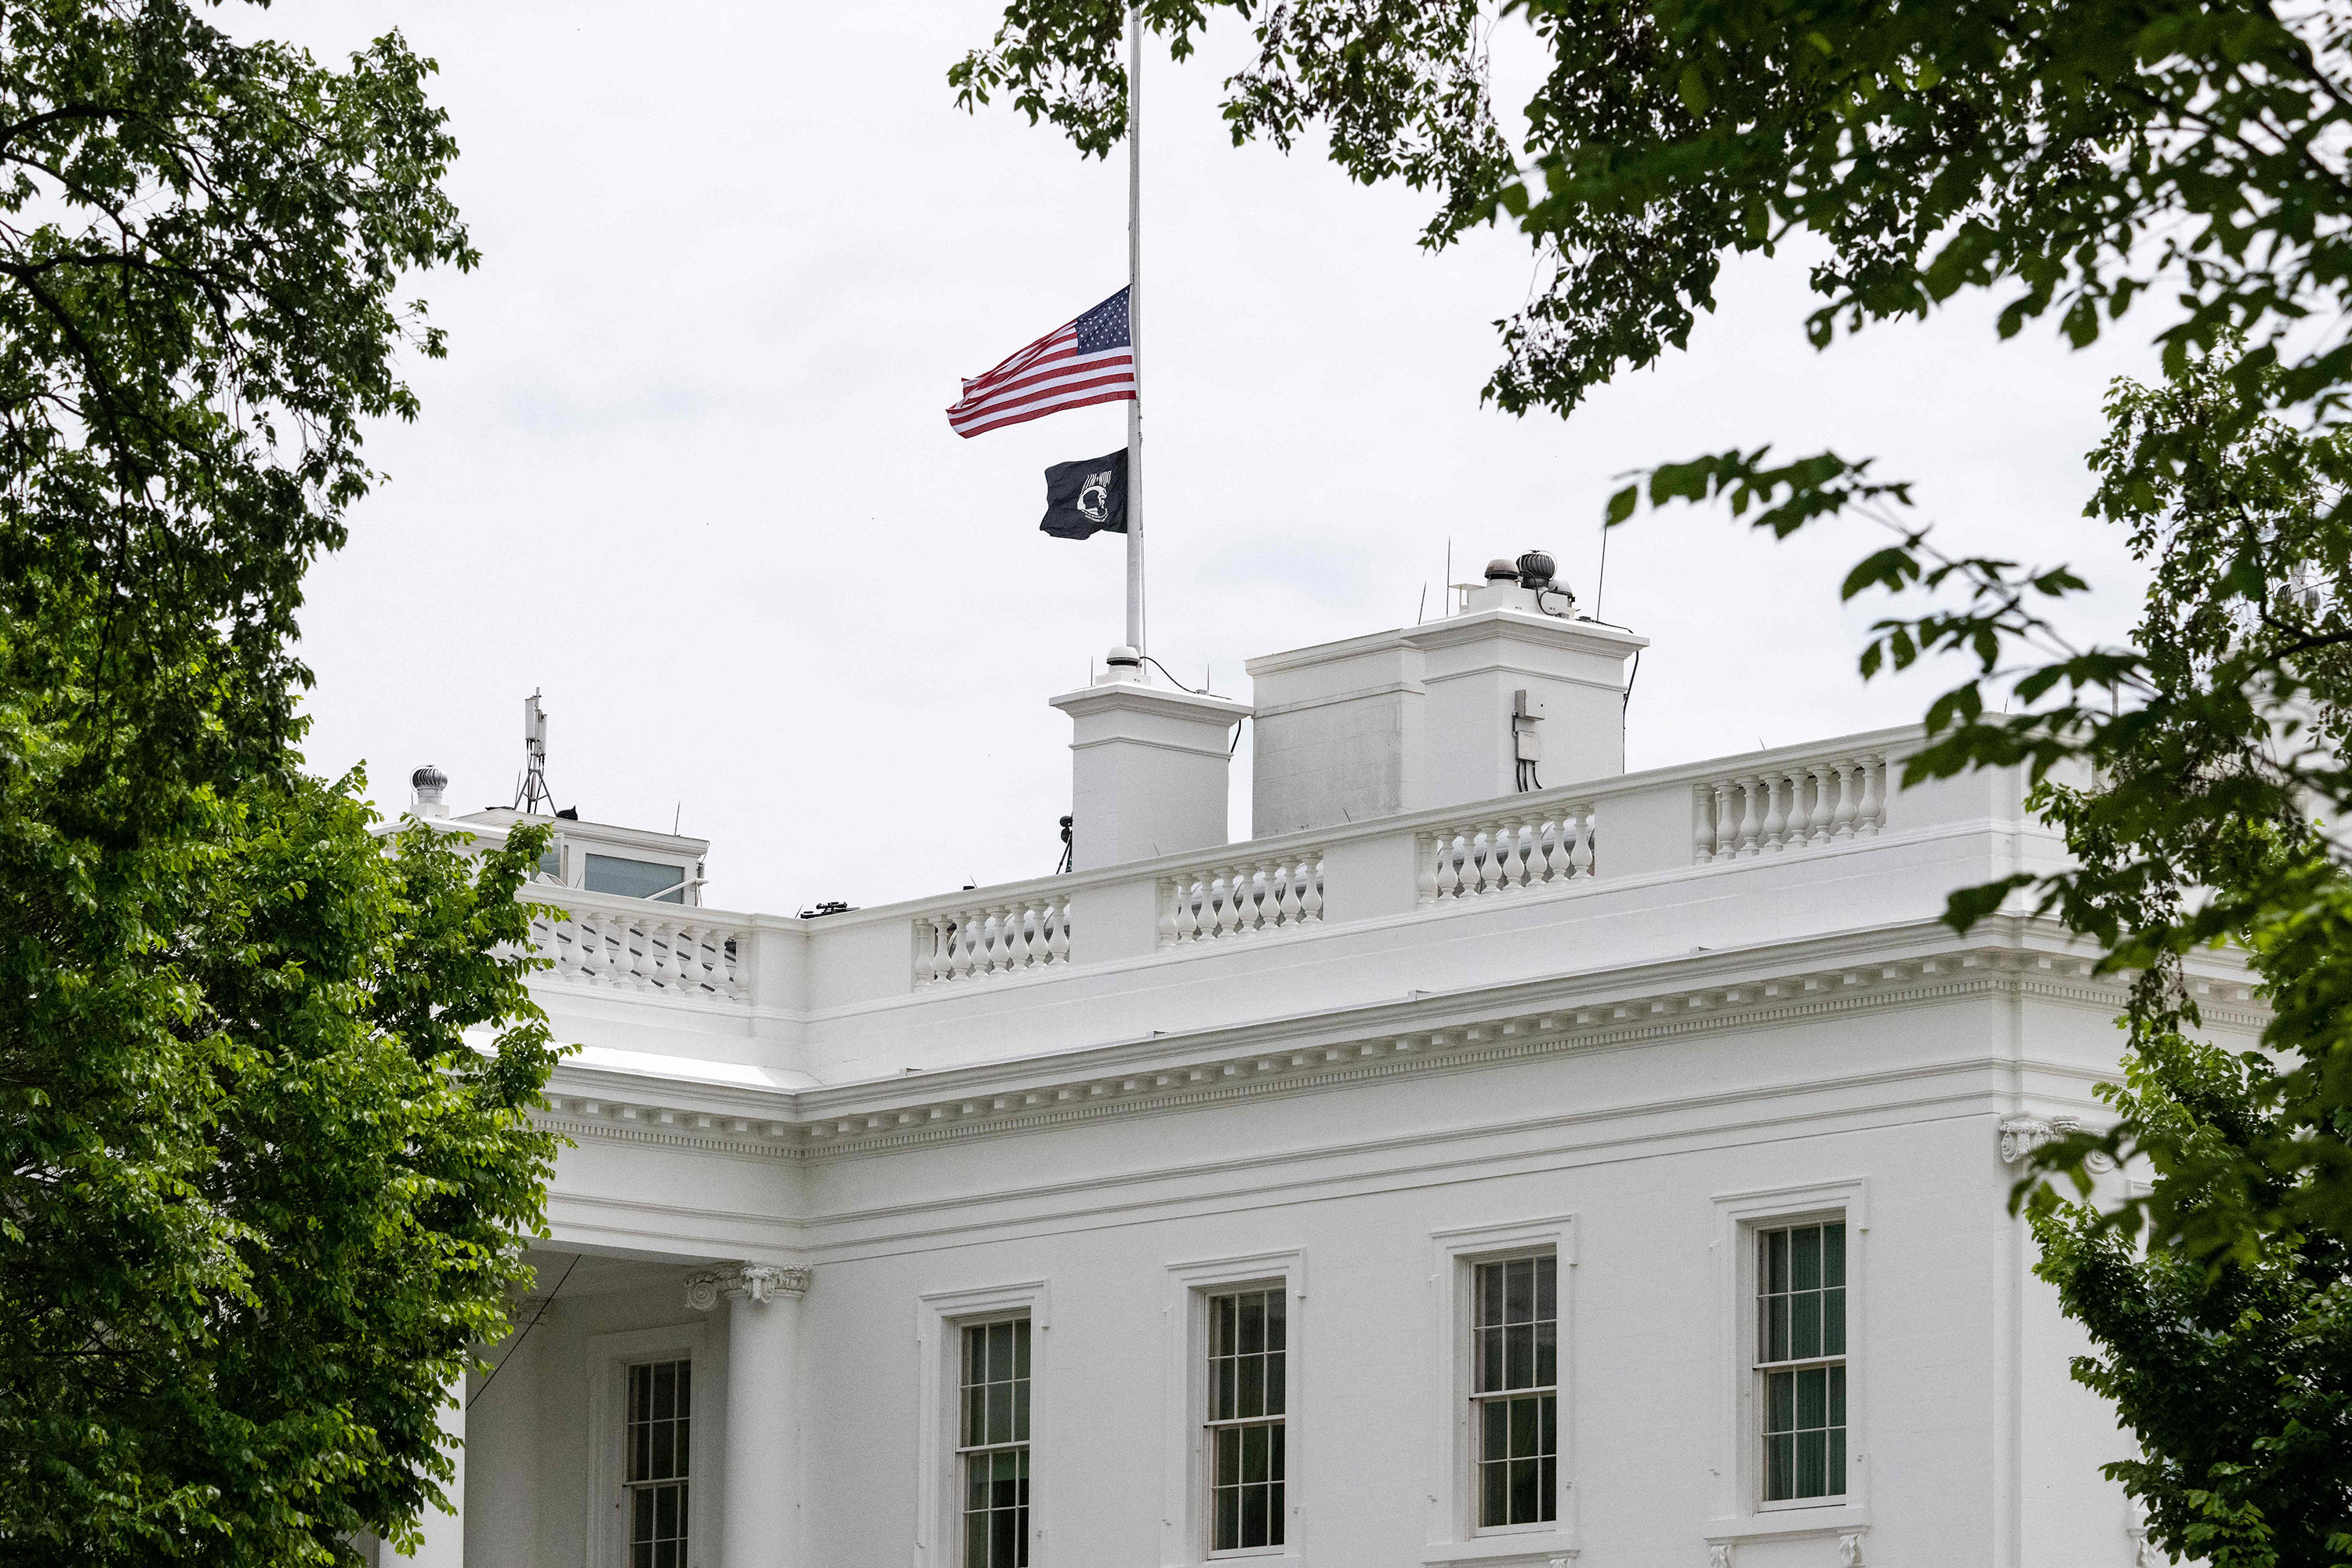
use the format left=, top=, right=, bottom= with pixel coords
left=532, top=906, right=748, bottom=1000
left=916, top=893, right=1073, bottom=983
left=1157, top=851, right=1326, bottom=946
left=1417, top=800, right=1597, bottom=904
left=1692, top=752, right=1886, bottom=862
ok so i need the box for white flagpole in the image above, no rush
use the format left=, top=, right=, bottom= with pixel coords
left=1125, top=0, right=1146, bottom=659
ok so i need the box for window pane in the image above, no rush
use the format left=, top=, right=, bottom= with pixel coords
left=1767, top=1229, right=1788, bottom=1293
left=675, top=1363, right=691, bottom=1418
left=1239, top=1354, right=1263, bottom=1419
left=1506, top=1258, right=1533, bottom=1322
left=1828, top=1426, right=1847, bottom=1496
left=1791, top=1290, right=1820, bottom=1360
left=1216, top=1356, right=1236, bottom=1421
left=1797, top=1429, right=1826, bottom=1497
left=1829, top=1363, right=1846, bottom=1428
left=1215, top=1486, right=1240, bottom=1552
left=1477, top=1262, right=1502, bottom=1329
left=1240, top=1293, right=1265, bottom=1356
left=1766, top=1432, right=1794, bottom=1501
left=1766, top=1368, right=1794, bottom=1433
left=1481, top=1454, right=1508, bottom=1527
left=1215, top=1427, right=1239, bottom=1486
left=1791, top=1225, right=1820, bottom=1292
left=1797, top=1367, right=1827, bottom=1430
left=1478, top=1326, right=1502, bottom=1392
left=1538, top=1454, right=1556, bottom=1523
left=1825, top=1287, right=1846, bottom=1357
left=1243, top=1424, right=1268, bottom=1484
left=1242, top=1483, right=1268, bottom=1547
left=1265, top=1292, right=1286, bottom=1353
left=1535, top=1256, right=1556, bottom=1323
left=1824, top=1221, right=1846, bottom=1289
left=1266, top=1351, right=1287, bottom=1417
left=1214, top=1295, right=1236, bottom=1356
left=1510, top=1395, right=1537, bottom=1459
left=1506, top=1322, right=1533, bottom=1389
left=1535, top=1320, right=1557, bottom=1388
left=1013, top=1320, right=1031, bottom=1381
left=1510, top=1457, right=1538, bottom=1523
left=1767, top=1294, right=1789, bottom=1363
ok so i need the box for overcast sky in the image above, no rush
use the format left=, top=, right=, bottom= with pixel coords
left=267, top=1, right=2165, bottom=914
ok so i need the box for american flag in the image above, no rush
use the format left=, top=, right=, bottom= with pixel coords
left=946, top=288, right=1135, bottom=438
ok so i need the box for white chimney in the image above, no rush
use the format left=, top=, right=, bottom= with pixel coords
left=1049, top=648, right=1251, bottom=871
left=1246, top=561, right=1646, bottom=836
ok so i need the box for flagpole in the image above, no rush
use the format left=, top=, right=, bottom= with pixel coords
left=1125, top=0, right=1146, bottom=660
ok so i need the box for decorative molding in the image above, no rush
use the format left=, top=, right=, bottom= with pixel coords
left=1709, top=1548, right=1733, bottom=1568
left=533, top=943, right=2258, bottom=1165
left=684, top=1263, right=810, bottom=1311
left=1838, top=1532, right=1866, bottom=1566
left=1998, top=1114, right=2117, bottom=1171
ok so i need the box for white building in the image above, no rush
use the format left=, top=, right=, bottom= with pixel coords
left=398, top=559, right=2244, bottom=1568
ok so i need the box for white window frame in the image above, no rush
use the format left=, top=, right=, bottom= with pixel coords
left=1705, top=1179, right=1871, bottom=1557
left=1421, top=1215, right=1579, bottom=1567
left=917, top=1279, right=1051, bottom=1568
left=1161, top=1250, right=1305, bottom=1568
left=584, top=1323, right=712, bottom=1568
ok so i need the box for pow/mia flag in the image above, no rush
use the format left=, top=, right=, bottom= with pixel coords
left=1040, top=448, right=1128, bottom=539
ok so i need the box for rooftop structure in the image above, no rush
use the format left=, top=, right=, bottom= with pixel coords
left=378, top=558, right=2249, bottom=1568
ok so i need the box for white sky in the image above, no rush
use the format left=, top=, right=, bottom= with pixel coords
left=270, top=1, right=2165, bottom=913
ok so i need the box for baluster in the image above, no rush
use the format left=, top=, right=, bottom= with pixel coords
left=1573, top=803, right=1597, bottom=877
left=1831, top=760, right=1860, bottom=838
left=993, top=906, right=1018, bottom=972
left=717, top=931, right=742, bottom=999
left=670, top=923, right=701, bottom=992
left=1301, top=856, right=1324, bottom=922
left=1428, top=834, right=1456, bottom=900
left=1693, top=786, right=1717, bottom=864
left=1048, top=898, right=1072, bottom=963
left=1709, top=781, right=1736, bottom=859
left=1804, top=764, right=1833, bottom=844
left=1282, top=856, right=1307, bottom=925
left=1174, top=877, right=1200, bottom=942
left=944, top=914, right=969, bottom=980
left=550, top=916, right=579, bottom=979
left=1503, top=816, right=1533, bottom=889
left=1858, top=754, right=1885, bottom=834
left=1244, top=861, right=1270, bottom=933
left=1726, top=779, right=1755, bottom=855
left=919, top=918, right=942, bottom=983
left=653, top=920, right=679, bottom=989
left=1417, top=836, right=1442, bottom=906
left=1762, top=774, right=1791, bottom=851
left=1204, top=871, right=1232, bottom=939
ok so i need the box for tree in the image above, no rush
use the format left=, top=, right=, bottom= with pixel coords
left=955, top=3, right=2352, bottom=1561
left=0, top=5, right=561, bottom=1563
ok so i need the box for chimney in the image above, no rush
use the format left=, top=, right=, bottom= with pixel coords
left=1048, top=647, right=1251, bottom=871
left=1246, top=556, right=1646, bottom=835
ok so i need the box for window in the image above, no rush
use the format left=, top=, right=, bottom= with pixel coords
left=1472, top=1254, right=1557, bottom=1530
left=1755, top=1221, right=1846, bottom=1503
left=586, top=852, right=688, bottom=902
left=1207, top=1287, right=1286, bottom=1554
left=959, top=1318, right=1030, bottom=1568
left=623, top=1359, right=690, bottom=1568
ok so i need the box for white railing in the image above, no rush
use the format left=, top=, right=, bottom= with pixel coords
left=1417, top=800, right=1598, bottom=904
left=1692, top=751, right=1886, bottom=862
left=1157, top=851, right=1326, bottom=946
left=533, top=904, right=749, bottom=1000
left=916, top=893, right=1073, bottom=983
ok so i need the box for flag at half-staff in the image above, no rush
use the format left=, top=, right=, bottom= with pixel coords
left=946, top=287, right=1134, bottom=437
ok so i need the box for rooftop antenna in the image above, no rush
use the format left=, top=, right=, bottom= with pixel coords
left=515, top=691, right=553, bottom=814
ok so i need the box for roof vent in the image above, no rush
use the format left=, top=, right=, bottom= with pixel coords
left=410, top=764, right=449, bottom=819
left=1516, top=550, right=1555, bottom=590
left=1483, top=557, right=1519, bottom=583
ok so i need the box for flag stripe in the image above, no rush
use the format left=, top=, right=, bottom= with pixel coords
left=951, top=386, right=1139, bottom=438
left=949, top=376, right=1138, bottom=437
left=947, top=354, right=1134, bottom=427
left=946, top=289, right=1136, bottom=438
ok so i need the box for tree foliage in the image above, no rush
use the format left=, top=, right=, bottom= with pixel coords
left=0, top=4, right=562, bottom=1563
left=954, top=0, right=2352, bottom=421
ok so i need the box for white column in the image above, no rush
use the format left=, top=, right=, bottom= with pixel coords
left=392, top=1374, right=465, bottom=1566
left=688, top=1264, right=811, bottom=1568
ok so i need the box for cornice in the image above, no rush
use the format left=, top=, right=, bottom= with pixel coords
left=535, top=934, right=2264, bottom=1164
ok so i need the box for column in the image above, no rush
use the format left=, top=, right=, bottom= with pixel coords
left=688, top=1263, right=811, bottom=1568
left=391, top=1373, right=465, bottom=1566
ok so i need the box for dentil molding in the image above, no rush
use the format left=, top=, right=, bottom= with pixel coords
left=535, top=945, right=2256, bottom=1163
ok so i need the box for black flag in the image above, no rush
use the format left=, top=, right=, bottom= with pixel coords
left=1040, top=448, right=1128, bottom=539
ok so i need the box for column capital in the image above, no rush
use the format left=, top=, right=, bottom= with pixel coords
left=684, top=1263, right=811, bottom=1311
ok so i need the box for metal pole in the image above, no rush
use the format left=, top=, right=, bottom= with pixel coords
left=1125, top=1, right=1145, bottom=659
